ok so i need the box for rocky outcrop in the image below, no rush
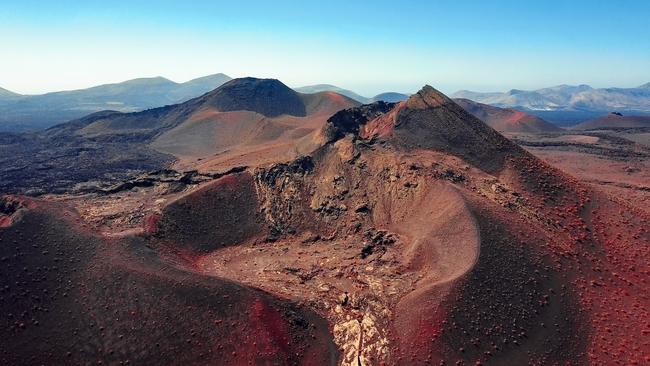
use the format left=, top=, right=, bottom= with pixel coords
left=74, top=166, right=247, bottom=195
left=323, top=101, right=396, bottom=142
left=254, top=156, right=314, bottom=240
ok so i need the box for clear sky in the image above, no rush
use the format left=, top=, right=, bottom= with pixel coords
left=1, top=0, right=649, bottom=96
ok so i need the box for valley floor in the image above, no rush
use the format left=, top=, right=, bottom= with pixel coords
left=508, top=129, right=650, bottom=213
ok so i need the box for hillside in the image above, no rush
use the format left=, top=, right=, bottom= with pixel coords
left=455, top=98, right=563, bottom=133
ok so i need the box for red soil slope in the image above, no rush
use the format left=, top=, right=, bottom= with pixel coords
left=0, top=197, right=339, bottom=366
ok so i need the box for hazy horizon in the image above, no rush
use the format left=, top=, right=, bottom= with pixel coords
left=2, top=0, right=650, bottom=96
left=3, top=72, right=650, bottom=99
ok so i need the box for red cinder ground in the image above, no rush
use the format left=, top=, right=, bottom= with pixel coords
left=0, top=198, right=339, bottom=366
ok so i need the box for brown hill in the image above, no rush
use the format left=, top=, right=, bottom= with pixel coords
left=59, top=77, right=359, bottom=169
left=194, top=77, right=307, bottom=117
left=454, top=98, right=563, bottom=133
left=48, top=77, right=355, bottom=140
left=573, top=112, right=650, bottom=130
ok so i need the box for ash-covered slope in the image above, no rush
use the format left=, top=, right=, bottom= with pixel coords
left=455, top=97, right=563, bottom=133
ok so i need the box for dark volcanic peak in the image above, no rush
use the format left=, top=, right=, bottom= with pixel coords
left=201, top=77, right=307, bottom=117
left=404, top=85, right=455, bottom=109
left=393, top=85, right=522, bottom=171
left=323, top=85, right=522, bottom=172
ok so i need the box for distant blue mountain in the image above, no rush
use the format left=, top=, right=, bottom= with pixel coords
left=0, top=73, right=232, bottom=131
left=294, top=84, right=409, bottom=104
left=452, top=83, right=650, bottom=125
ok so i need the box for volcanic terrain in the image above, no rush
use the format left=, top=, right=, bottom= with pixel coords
left=1, top=82, right=649, bottom=365
left=0, top=78, right=359, bottom=194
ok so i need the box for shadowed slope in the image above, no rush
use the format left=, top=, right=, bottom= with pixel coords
left=152, top=172, right=265, bottom=253
left=0, top=196, right=339, bottom=365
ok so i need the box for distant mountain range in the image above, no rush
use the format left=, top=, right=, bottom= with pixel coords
left=0, top=77, right=412, bottom=132
left=0, top=73, right=232, bottom=131
left=453, top=83, right=650, bottom=126
left=294, top=84, right=409, bottom=104
left=5, top=76, right=650, bottom=131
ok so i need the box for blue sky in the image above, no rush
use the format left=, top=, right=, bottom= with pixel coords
left=1, top=0, right=649, bottom=95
